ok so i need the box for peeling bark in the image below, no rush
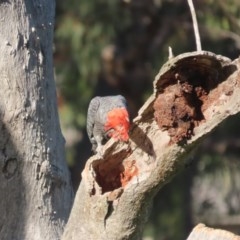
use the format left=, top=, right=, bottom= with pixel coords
left=63, top=51, right=240, bottom=240
left=0, top=1, right=73, bottom=239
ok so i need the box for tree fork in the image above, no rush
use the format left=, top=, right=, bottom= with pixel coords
left=63, top=52, right=240, bottom=240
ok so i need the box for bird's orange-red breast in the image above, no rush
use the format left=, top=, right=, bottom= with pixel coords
left=104, top=108, right=130, bottom=141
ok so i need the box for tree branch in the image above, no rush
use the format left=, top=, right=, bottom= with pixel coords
left=187, top=224, right=240, bottom=240
left=187, top=0, right=202, bottom=51
left=63, top=51, right=240, bottom=240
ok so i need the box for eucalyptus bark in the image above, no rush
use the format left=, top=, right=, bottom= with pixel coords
left=0, top=1, right=73, bottom=239
left=63, top=52, right=240, bottom=240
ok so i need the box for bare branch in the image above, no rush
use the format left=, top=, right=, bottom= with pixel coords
left=168, top=46, right=174, bottom=59
left=187, top=0, right=202, bottom=51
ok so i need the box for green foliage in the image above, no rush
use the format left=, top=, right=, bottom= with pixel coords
left=55, top=0, right=132, bottom=127
left=55, top=0, right=240, bottom=128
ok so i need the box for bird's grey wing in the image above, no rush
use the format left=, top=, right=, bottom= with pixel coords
left=86, top=97, right=100, bottom=141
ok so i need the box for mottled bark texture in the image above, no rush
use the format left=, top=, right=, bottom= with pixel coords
left=0, top=1, right=73, bottom=240
left=63, top=52, right=240, bottom=240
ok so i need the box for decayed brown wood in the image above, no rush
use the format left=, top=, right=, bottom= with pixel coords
left=63, top=51, right=240, bottom=240
left=187, top=224, right=240, bottom=240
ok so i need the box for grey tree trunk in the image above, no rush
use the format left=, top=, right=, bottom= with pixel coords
left=0, top=0, right=73, bottom=239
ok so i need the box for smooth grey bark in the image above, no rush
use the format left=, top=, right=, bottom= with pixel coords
left=63, top=52, right=240, bottom=240
left=0, top=0, right=73, bottom=239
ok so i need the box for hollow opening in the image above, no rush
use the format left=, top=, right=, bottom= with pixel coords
left=153, top=60, right=236, bottom=144
left=92, top=152, right=138, bottom=194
